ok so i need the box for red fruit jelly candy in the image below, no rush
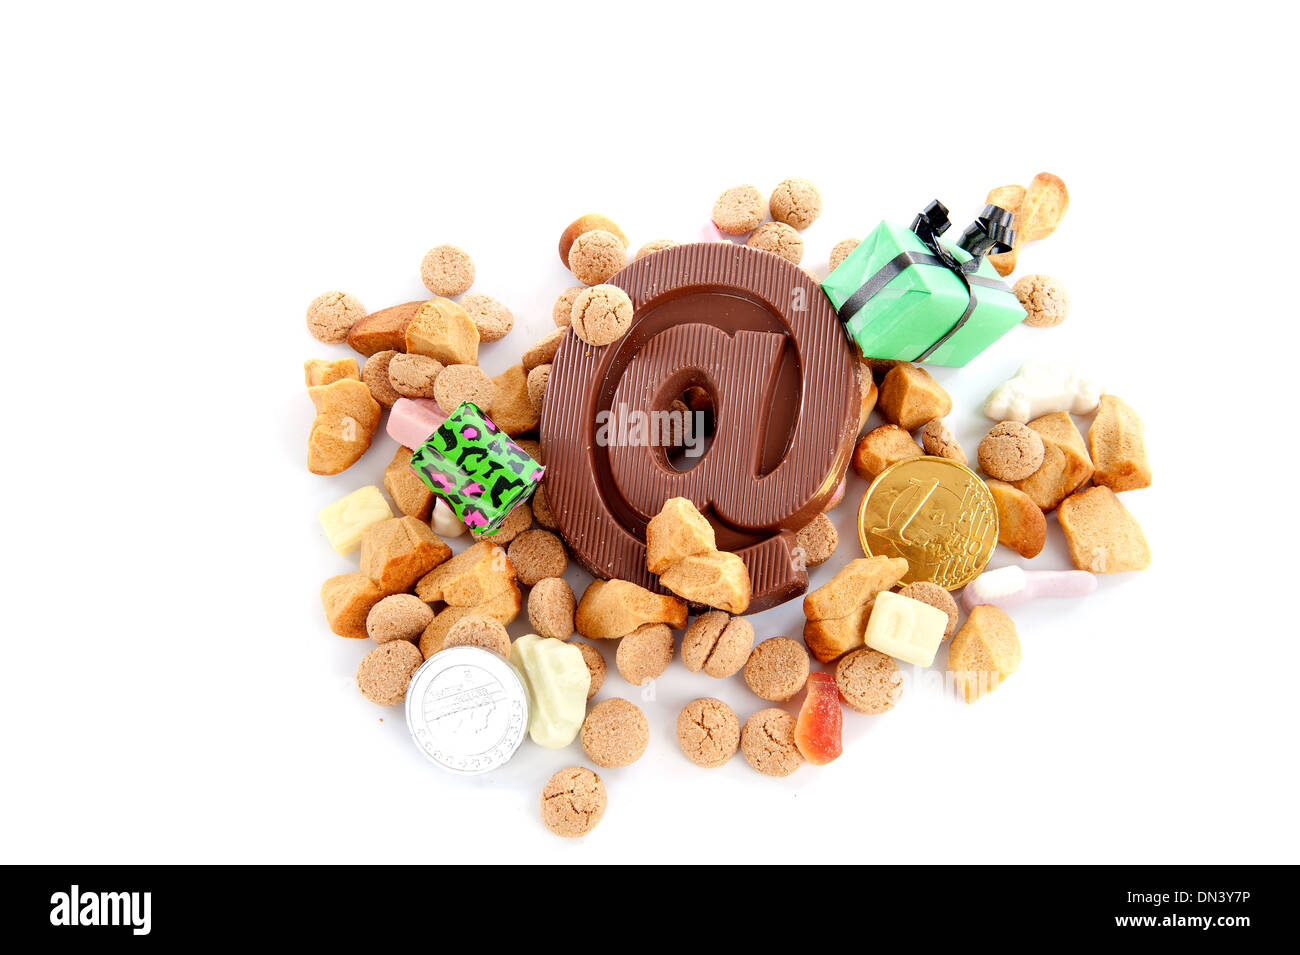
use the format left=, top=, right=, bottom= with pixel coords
left=794, top=672, right=843, bottom=765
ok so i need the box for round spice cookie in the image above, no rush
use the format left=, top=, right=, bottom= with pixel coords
left=459, top=293, right=514, bottom=343
left=540, top=766, right=607, bottom=838
left=552, top=286, right=584, bottom=327
left=442, top=614, right=511, bottom=658
left=527, top=576, right=575, bottom=642
left=683, top=386, right=712, bottom=413
left=361, top=350, right=402, bottom=408
left=527, top=364, right=550, bottom=413
left=712, top=185, right=766, bottom=235
left=615, top=623, right=675, bottom=686
left=508, top=529, right=568, bottom=587
left=743, top=637, right=810, bottom=702
left=574, top=642, right=606, bottom=700
left=434, top=364, right=496, bottom=416
left=1013, top=273, right=1070, bottom=328
left=366, top=594, right=435, bottom=644
left=471, top=500, right=532, bottom=545
left=387, top=353, right=443, bottom=399
left=306, top=290, right=365, bottom=344
left=514, top=437, right=544, bottom=465
left=795, top=512, right=838, bottom=568
left=567, top=230, right=627, bottom=286
left=681, top=611, right=754, bottom=679
left=746, top=221, right=804, bottom=264
left=580, top=698, right=649, bottom=768
left=635, top=238, right=678, bottom=259
left=676, top=698, right=740, bottom=768
left=740, top=708, right=803, bottom=777
left=420, top=244, right=475, bottom=296
left=898, top=580, right=960, bottom=641
left=829, top=238, right=860, bottom=271
left=769, top=177, right=823, bottom=230
left=921, top=418, right=967, bottom=466
left=558, top=214, right=628, bottom=265
left=664, top=399, right=693, bottom=451
left=570, top=284, right=634, bottom=346
left=522, top=328, right=566, bottom=371
left=356, top=640, right=423, bottom=706
left=834, top=648, right=903, bottom=715
left=531, top=485, right=558, bottom=530
left=978, top=421, right=1046, bottom=481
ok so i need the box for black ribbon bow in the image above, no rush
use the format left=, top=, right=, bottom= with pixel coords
left=910, top=199, right=1016, bottom=277
left=837, top=200, right=1016, bottom=362
left=957, top=203, right=1016, bottom=258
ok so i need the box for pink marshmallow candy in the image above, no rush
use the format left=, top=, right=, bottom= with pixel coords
left=386, top=397, right=447, bottom=450
left=825, top=476, right=847, bottom=511
left=700, top=220, right=731, bottom=243
left=961, top=565, right=1097, bottom=613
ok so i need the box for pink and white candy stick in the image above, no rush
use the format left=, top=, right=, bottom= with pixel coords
left=386, top=397, right=468, bottom=537
left=824, top=476, right=847, bottom=511
left=961, top=565, right=1097, bottom=613
left=386, top=397, right=447, bottom=449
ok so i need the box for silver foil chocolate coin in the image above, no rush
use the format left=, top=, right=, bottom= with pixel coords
left=404, top=646, right=529, bottom=775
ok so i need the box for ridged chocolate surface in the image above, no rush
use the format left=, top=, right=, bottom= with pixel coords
left=540, top=242, right=858, bottom=614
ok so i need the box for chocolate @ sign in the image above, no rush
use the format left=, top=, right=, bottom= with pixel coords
left=541, top=242, right=860, bottom=614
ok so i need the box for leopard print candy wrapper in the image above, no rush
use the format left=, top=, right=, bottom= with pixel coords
left=409, top=402, right=544, bottom=535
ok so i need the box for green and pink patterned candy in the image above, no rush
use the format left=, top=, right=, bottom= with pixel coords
left=408, top=402, right=544, bottom=535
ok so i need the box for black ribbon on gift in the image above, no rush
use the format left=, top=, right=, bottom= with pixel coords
left=837, top=200, right=1016, bottom=362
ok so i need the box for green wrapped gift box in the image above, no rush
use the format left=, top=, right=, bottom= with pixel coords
left=821, top=203, right=1026, bottom=367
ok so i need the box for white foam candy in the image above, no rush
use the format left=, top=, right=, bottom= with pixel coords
left=983, top=360, right=1104, bottom=422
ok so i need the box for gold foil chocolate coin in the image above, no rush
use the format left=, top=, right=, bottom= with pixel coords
left=857, top=456, right=999, bottom=589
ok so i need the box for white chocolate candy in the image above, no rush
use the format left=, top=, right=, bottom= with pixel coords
left=961, top=565, right=1097, bottom=612
left=317, top=485, right=393, bottom=555
left=510, top=634, right=590, bottom=749
left=983, top=360, right=1103, bottom=422
left=864, top=591, right=948, bottom=667
left=432, top=498, right=467, bottom=538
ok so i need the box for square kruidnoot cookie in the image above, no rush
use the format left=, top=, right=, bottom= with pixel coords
left=409, top=402, right=544, bottom=535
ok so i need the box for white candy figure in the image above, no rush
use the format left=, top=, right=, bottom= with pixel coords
left=983, top=360, right=1104, bottom=422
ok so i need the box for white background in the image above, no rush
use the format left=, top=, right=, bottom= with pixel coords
left=2, top=1, right=1296, bottom=864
